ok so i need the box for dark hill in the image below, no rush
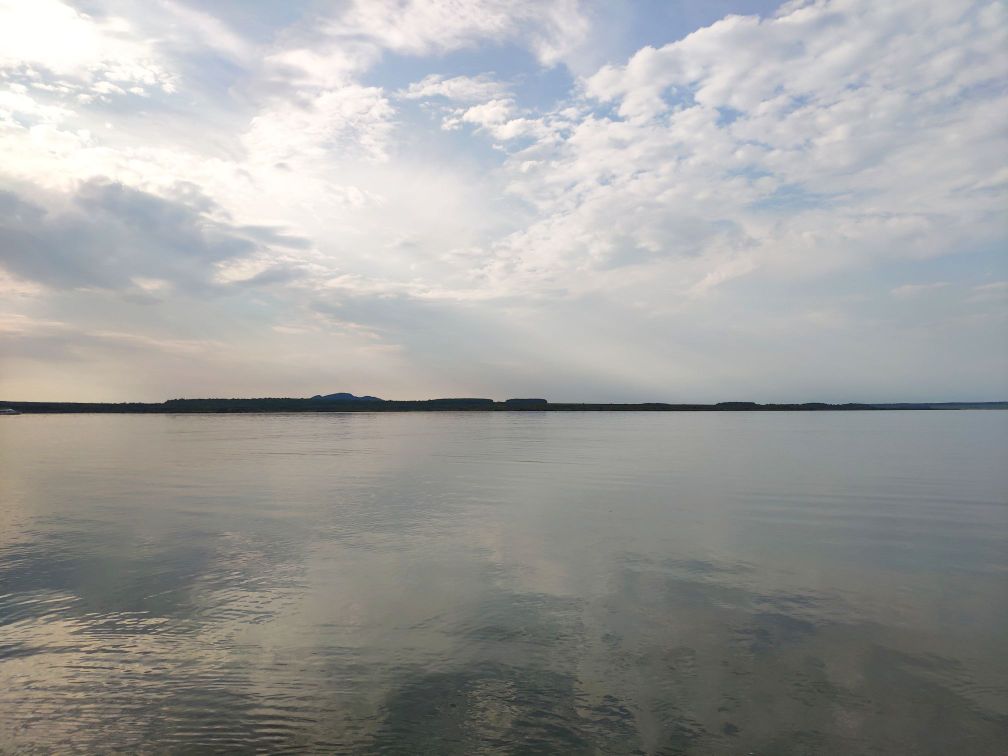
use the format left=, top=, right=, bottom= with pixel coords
left=310, top=392, right=382, bottom=401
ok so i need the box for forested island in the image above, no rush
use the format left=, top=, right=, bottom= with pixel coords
left=1, top=396, right=1005, bottom=413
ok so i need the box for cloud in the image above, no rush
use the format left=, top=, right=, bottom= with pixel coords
left=324, top=0, right=588, bottom=67
left=970, top=280, right=1008, bottom=304
left=0, top=312, right=224, bottom=357
left=459, top=0, right=1008, bottom=300
left=243, top=86, right=395, bottom=165
left=0, top=0, right=177, bottom=97
left=0, top=181, right=308, bottom=294
left=891, top=282, right=950, bottom=298
left=0, top=0, right=1005, bottom=401
left=246, top=0, right=589, bottom=176
left=263, top=0, right=589, bottom=89
left=462, top=98, right=516, bottom=127
left=400, top=74, right=509, bottom=103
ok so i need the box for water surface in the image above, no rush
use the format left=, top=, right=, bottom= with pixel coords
left=1, top=412, right=1006, bottom=753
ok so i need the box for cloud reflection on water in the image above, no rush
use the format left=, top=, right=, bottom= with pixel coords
left=1, top=412, right=1006, bottom=753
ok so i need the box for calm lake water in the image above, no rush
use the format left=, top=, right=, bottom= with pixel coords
left=1, top=412, right=1006, bottom=753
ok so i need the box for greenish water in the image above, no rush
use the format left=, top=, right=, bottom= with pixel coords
left=1, top=412, right=1006, bottom=753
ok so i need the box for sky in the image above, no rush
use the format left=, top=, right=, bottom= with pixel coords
left=0, top=0, right=1006, bottom=403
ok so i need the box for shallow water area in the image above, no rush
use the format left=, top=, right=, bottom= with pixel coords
left=1, top=411, right=1006, bottom=753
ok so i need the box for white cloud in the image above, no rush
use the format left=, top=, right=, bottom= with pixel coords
left=325, top=0, right=588, bottom=65
left=462, top=99, right=516, bottom=127
left=970, top=281, right=1008, bottom=304
left=459, top=0, right=1008, bottom=301
left=0, top=88, right=75, bottom=125
left=400, top=74, right=509, bottom=103
left=264, top=0, right=589, bottom=88
left=244, top=86, right=395, bottom=166
left=0, top=0, right=177, bottom=94
left=891, top=282, right=950, bottom=298
left=147, top=0, right=254, bottom=63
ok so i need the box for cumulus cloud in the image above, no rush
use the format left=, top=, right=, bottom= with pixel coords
left=461, top=98, right=516, bottom=127
left=465, top=0, right=1008, bottom=300
left=400, top=74, right=509, bottom=103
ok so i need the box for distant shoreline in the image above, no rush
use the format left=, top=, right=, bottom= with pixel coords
left=1, top=399, right=1006, bottom=414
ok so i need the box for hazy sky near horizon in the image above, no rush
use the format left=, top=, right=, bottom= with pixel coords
left=1, top=0, right=1006, bottom=402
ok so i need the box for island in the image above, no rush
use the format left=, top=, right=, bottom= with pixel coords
left=0, top=396, right=1005, bottom=414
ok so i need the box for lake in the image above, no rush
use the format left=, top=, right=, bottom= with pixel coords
left=1, top=411, right=1006, bottom=753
